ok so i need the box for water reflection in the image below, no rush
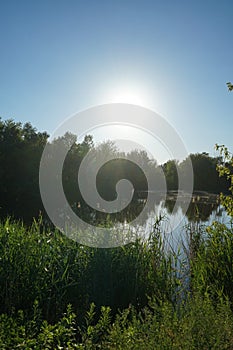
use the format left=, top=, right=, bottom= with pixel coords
left=73, top=192, right=223, bottom=229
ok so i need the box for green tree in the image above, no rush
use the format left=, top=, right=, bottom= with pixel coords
left=179, top=152, right=227, bottom=193
left=0, top=119, right=49, bottom=221
left=215, top=145, right=233, bottom=216
left=162, top=159, right=178, bottom=190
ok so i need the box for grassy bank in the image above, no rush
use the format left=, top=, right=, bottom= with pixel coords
left=0, top=218, right=233, bottom=349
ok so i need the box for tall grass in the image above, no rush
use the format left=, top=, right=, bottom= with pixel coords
left=1, top=217, right=233, bottom=348
left=191, top=221, right=233, bottom=301
left=0, top=217, right=178, bottom=322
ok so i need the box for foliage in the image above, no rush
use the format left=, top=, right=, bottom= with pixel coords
left=161, top=160, right=178, bottom=190
left=0, top=117, right=230, bottom=224
left=1, top=111, right=233, bottom=347
left=0, top=218, right=179, bottom=323
left=191, top=222, right=233, bottom=301
left=227, top=82, right=233, bottom=91
left=0, top=293, right=233, bottom=349
left=104, top=294, right=233, bottom=350
left=180, top=152, right=229, bottom=193
left=215, top=144, right=233, bottom=216
left=0, top=213, right=232, bottom=348
left=0, top=218, right=90, bottom=322
left=0, top=119, right=49, bottom=221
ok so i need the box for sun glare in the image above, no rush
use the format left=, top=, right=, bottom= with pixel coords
left=101, top=83, right=151, bottom=107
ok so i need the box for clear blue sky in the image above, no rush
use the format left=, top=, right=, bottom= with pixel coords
left=0, top=0, right=233, bottom=158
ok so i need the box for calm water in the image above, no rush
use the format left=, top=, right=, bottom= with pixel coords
left=73, top=192, right=231, bottom=248
left=119, top=192, right=231, bottom=248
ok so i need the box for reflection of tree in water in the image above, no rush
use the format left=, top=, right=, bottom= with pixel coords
left=71, top=194, right=221, bottom=228
left=72, top=198, right=147, bottom=226
left=163, top=199, right=179, bottom=215
left=71, top=194, right=160, bottom=228
left=181, top=201, right=219, bottom=222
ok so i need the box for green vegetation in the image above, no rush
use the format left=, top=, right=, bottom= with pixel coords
left=0, top=118, right=230, bottom=224
left=1, top=293, right=233, bottom=349
left=0, top=217, right=179, bottom=321
left=0, top=147, right=233, bottom=348
left=0, top=135, right=232, bottom=348
left=0, top=84, right=232, bottom=348
left=215, top=144, right=233, bottom=216
left=0, top=210, right=233, bottom=348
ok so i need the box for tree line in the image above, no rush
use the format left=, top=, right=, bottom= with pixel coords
left=0, top=118, right=229, bottom=223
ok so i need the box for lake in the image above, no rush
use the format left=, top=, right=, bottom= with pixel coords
left=71, top=191, right=231, bottom=248
left=115, top=191, right=231, bottom=248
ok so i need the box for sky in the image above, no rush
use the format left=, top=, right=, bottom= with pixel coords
left=0, top=0, right=233, bottom=162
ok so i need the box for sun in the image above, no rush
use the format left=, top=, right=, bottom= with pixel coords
left=100, top=83, right=151, bottom=107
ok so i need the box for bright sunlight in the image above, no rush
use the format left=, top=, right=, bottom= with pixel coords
left=99, top=82, right=152, bottom=107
